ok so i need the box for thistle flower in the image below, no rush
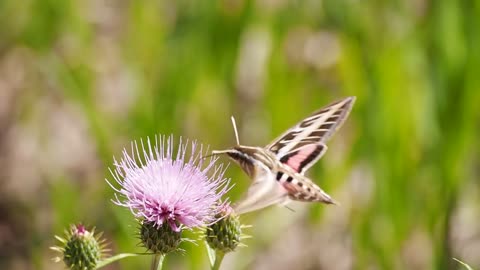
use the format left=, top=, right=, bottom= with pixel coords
left=108, top=135, right=231, bottom=233
left=51, top=224, right=107, bottom=270
left=205, top=205, right=244, bottom=253
left=140, top=221, right=182, bottom=254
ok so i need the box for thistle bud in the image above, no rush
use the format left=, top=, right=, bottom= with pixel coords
left=52, top=224, right=106, bottom=270
left=140, top=221, right=182, bottom=254
left=205, top=207, right=242, bottom=253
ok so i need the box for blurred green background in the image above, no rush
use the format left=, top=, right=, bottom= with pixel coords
left=0, top=0, right=479, bottom=269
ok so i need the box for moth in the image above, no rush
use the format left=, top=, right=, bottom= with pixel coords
left=212, top=97, right=355, bottom=214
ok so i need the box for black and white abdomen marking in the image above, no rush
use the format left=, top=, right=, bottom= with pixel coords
left=275, top=171, right=293, bottom=183
left=275, top=170, right=334, bottom=203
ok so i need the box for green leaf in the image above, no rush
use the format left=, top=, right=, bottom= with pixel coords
left=96, top=253, right=144, bottom=269
left=205, top=241, right=216, bottom=268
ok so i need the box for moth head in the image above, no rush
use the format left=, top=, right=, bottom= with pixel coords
left=206, top=116, right=257, bottom=177
left=209, top=147, right=256, bottom=178
left=210, top=147, right=251, bottom=162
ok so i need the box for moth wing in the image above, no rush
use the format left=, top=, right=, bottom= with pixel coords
left=278, top=143, right=327, bottom=175
left=233, top=171, right=288, bottom=214
left=267, top=97, right=355, bottom=162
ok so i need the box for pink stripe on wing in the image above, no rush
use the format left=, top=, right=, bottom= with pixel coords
left=285, top=144, right=319, bottom=172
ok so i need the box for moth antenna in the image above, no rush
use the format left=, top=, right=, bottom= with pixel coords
left=231, top=116, right=240, bottom=145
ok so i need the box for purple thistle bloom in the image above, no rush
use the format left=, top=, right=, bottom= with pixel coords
left=108, top=135, right=231, bottom=232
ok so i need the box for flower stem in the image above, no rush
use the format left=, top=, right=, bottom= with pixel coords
left=211, top=251, right=225, bottom=270
left=151, top=254, right=165, bottom=270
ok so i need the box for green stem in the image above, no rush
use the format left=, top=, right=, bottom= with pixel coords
left=211, top=251, right=225, bottom=270
left=96, top=253, right=141, bottom=269
left=151, top=254, right=165, bottom=270
left=157, top=254, right=165, bottom=270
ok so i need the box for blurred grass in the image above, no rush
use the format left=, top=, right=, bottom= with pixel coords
left=0, top=0, right=479, bottom=269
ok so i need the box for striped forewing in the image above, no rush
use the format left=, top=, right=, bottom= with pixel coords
left=266, top=97, right=355, bottom=173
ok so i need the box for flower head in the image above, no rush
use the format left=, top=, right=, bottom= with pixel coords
left=205, top=205, right=245, bottom=253
left=140, top=221, right=182, bottom=254
left=51, top=224, right=107, bottom=270
left=108, top=135, right=231, bottom=232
